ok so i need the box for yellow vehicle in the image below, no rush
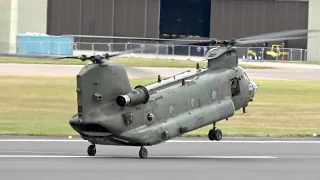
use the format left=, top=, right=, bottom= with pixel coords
left=265, top=44, right=290, bottom=60
left=247, top=48, right=263, bottom=60
left=247, top=43, right=265, bottom=60
left=247, top=43, right=290, bottom=60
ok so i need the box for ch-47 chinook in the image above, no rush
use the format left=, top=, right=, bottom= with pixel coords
left=56, top=29, right=319, bottom=159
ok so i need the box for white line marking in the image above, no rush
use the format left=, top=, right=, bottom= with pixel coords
left=0, top=150, right=83, bottom=155
left=0, top=155, right=88, bottom=158
left=0, top=155, right=278, bottom=159
left=0, top=139, right=84, bottom=142
left=0, top=139, right=319, bottom=143
left=168, top=140, right=320, bottom=143
left=276, top=156, right=320, bottom=158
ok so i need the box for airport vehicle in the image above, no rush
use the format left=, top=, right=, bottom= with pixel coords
left=265, top=44, right=290, bottom=60
left=247, top=43, right=266, bottom=60
left=57, top=29, right=319, bottom=159
left=247, top=43, right=289, bottom=60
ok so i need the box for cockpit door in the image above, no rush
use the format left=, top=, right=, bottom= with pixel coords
left=229, top=76, right=242, bottom=111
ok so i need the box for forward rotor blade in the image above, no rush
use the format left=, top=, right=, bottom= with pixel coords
left=237, top=29, right=320, bottom=41
left=107, top=36, right=217, bottom=58
left=236, top=36, right=314, bottom=45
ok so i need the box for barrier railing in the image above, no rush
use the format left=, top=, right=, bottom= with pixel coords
left=0, top=41, right=308, bottom=62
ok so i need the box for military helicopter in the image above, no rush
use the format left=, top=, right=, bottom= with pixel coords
left=56, top=29, right=319, bottom=159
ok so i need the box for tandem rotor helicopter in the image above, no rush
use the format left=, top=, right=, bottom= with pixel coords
left=53, top=29, right=318, bottom=159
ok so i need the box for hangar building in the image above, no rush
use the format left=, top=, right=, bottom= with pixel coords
left=47, top=0, right=309, bottom=49
left=1, top=0, right=319, bottom=61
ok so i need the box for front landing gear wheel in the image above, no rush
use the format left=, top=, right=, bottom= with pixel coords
left=214, top=129, right=222, bottom=141
left=139, top=147, right=148, bottom=159
left=87, top=144, right=96, bottom=156
left=208, top=128, right=223, bottom=141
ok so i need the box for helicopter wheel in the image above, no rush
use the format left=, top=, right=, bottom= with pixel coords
left=139, top=146, right=148, bottom=159
left=214, top=129, right=223, bottom=141
left=87, top=144, right=96, bottom=156
left=208, top=128, right=223, bottom=141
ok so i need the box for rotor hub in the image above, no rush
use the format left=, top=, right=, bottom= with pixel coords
left=210, top=39, right=236, bottom=47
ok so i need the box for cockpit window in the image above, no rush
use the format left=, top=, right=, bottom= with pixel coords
left=244, top=72, right=250, bottom=82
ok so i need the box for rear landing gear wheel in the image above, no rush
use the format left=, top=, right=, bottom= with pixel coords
left=208, top=128, right=223, bottom=141
left=139, top=146, right=148, bottom=159
left=87, top=144, right=96, bottom=156
left=208, top=129, right=216, bottom=141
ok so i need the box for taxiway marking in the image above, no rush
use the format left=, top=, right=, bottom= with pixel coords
left=0, top=155, right=278, bottom=159
left=0, top=139, right=319, bottom=143
left=169, top=140, right=320, bottom=143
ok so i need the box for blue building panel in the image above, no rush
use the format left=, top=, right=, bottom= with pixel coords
left=17, top=33, right=74, bottom=55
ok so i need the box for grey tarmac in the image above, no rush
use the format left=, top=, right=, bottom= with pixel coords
left=1, top=62, right=320, bottom=81
left=1, top=136, right=320, bottom=180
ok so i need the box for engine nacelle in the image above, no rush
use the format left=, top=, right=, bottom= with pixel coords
left=116, top=85, right=150, bottom=107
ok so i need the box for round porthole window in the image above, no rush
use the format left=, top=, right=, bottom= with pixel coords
left=211, top=90, right=217, bottom=100
left=169, top=105, right=175, bottom=114
left=191, top=98, right=196, bottom=107
left=147, top=113, right=154, bottom=121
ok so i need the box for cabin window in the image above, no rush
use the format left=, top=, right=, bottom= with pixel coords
left=211, top=90, right=217, bottom=100
left=190, top=98, right=196, bottom=107
left=147, top=113, right=154, bottom=121
left=169, top=105, right=175, bottom=115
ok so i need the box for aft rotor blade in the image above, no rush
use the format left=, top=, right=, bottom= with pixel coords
left=237, top=29, right=320, bottom=41
left=54, top=56, right=80, bottom=59
left=0, top=53, right=68, bottom=60
left=236, top=36, right=314, bottom=45
left=63, top=34, right=218, bottom=43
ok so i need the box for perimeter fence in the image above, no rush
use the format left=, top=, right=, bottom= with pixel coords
left=0, top=41, right=308, bottom=62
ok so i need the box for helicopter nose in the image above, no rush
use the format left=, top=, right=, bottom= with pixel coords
left=251, top=80, right=258, bottom=97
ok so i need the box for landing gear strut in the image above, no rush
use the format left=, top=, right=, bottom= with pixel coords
left=87, top=144, right=96, bottom=156
left=139, top=146, right=148, bottom=159
left=208, top=123, right=222, bottom=141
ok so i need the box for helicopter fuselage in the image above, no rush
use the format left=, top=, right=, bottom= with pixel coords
left=69, top=48, right=257, bottom=147
left=62, top=28, right=317, bottom=158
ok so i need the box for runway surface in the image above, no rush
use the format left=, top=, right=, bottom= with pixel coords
left=1, top=136, right=320, bottom=180
left=1, top=62, right=320, bottom=81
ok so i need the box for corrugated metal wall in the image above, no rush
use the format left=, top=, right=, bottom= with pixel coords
left=210, top=0, right=309, bottom=48
left=47, top=0, right=160, bottom=44
left=47, top=0, right=309, bottom=48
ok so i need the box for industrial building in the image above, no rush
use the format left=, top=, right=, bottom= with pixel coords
left=47, top=0, right=309, bottom=49
left=1, top=0, right=319, bottom=61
